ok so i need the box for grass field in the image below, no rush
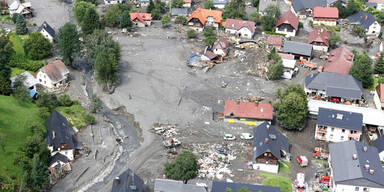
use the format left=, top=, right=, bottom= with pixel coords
left=0, top=95, right=42, bottom=178
left=278, top=161, right=291, bottom=174
left=9, top=32, right=26, bottom=57
left=11, top=67, right=34, bottom=77
left=56, top=104, right=93, bottom=129
left=260, top=172, right=292, bottom=192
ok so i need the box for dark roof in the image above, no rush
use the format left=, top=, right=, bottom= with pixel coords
left=282, top=41, right=312, bottom=57
left=329, top=140, right=384, bottom=188
left=317, top=108, right=363, bottom=131
left=305, top=72, right=364, bottom=99
left=253, top=122, right=290, bottom=160
left=154, top=179, right=207, bottom=192
left=211, top=181, right=281, bottom=192
left=372, top=136, right=384, bottom=153
left=171, top=8, right=188, bottom=16
left=49, top=153, right=69, bottom=167
left=327, top=0, right=347, bottom=4
left=292, top=0, right=326, bottom=12
left=37, top=21, right=56, bottom=39
left=276, top=11, right=299, bottom=30
left=46, top=111, right=74, bottom=151
left=112, top=169, right=144, bottom=192
left=347, top=11, right=376, bottom=29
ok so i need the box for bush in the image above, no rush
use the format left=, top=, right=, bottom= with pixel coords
left=175, top=16, right=187, bottom=25
left=90, top=94, right=103, bottom=113
left=35, top=92, right=59, bottom=112
left=187, top=29, right=198, bottom=39
left=24, top=32, right=53, bottom=60
left=39, top=107, right=51, bottom=120
left=85, top=114, right=95, bottom=124
left=264, top=31, right=286, bottom=37
left=9, top=56, right=45, bottom=72
left=298, top=22, right=303, bottom=29
left=58, top=94, right=73, bottom=107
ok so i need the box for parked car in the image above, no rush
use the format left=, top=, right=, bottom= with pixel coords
left=297, top=155, right=308, bottom=167
left=240, top=133, right=253, bottom=140
left=223, top=134, right=236, bottom=140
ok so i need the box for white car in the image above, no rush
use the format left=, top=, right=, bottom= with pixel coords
left=240, top=133, right=253, bottom=140
left=223, top=134, right=236, bottom=141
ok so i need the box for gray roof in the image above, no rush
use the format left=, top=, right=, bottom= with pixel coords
left=213, top=0, right=227, bottom=5
left=329, top=140, right=384, bottom=188
left=171, top=8, right=188, bottom=16
left=258, top=0, right=279, bottom=13
left=327, top=0, right=347, bottom=4
left=49, top=153, right=69, bottom=167
left=253, top=122, right=290, bottom=160
left=37, top=21, right=56, bottom=39
left=10, top=71, right=37, bottom=89
left=46, top=111, right=74, bottom=151
left=282, top=41, right=312, bottom=57
left=317, top=108, right=363, bottom=131
left=211, top=181, right=281, bottom=192
left=372, top=136, right=384, bottom=153
left=112, top=169, right=144, bottom=192
left=154, top=179, right=207, bottom=192
left=347, top=11, right=376, bottom=29
left=292, top=0, right=326, bottom=12
left=305, top=72, right=364, bottom=99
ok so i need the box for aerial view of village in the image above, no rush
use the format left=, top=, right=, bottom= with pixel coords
left=2, top=0, right=384, bottom=191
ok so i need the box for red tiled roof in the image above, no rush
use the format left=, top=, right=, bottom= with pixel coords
left=308, top=28, right=330, bottom=47
left=213, top=37, right=229, bottom=49
left=313, top=7, right=339, bottom=19
left=377, top=84, right=384, bottom=103
left=266, top=36, right=283, bottom=46
left=278, top=53, right=294, bottom=60
left=224, top=18, right=255, bottom=33
left=324, top=47, right=354, bottom=75
left=130, top=13, right=151, bottom=24
left=184, top=0, right=192, bottom=3
left=276, top=11, right=299, bottom=30
left=40, top=60, right=69, bottom=83
left=224, top=101, right=273, bottom=120
left=187, top=8, right=222, bottom=25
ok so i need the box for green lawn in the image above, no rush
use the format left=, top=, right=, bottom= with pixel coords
left=9, top=32, right=26, bottom=56
left=11, top=67, right=34, bottom=77
left=56, top=104, right=93, bottom=129
left=260, top=172, right=292, bottom=192
left=0, top=95, right=42, bottom=178
left=278, top=160, right=291, bottom=174
left=0, top=15, right=12, bottom=22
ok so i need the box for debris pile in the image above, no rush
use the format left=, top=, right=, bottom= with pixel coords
left=152, top=123, right=178, bottom=139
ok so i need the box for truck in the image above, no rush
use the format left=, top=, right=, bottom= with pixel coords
left=163, top=138, right=181, bottom=148
left=295, top=172, right=306, bottom=192
left=313, top=147, right=329, bottom=160
left=297, top=156, right=308, bottom=167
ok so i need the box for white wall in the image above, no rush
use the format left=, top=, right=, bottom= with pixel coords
left=51, top=150, right=74, bottom=161
left=380, top=41, right=384, bottom=52
left=213, top=48, right=226, bottom=56
left=374, top=91, right=383, bottom=109
left=313, top=20, right=337, bottom=26
left=315, top=125, right=361, bottom=142
left=40, top=29, right=54, bottom=42
left=36, top=71, right=67, bottom=89
left=377, top=3, right=384, bottom=10
left=252, top=163, right=279, bottom=173
left=214, top=4, right=225, bottom=9
left=104, top=0, right=124, bottom=5
left=225, top=27, right=253, bottom=39
left=333, top=184, right=384, bottom=192
left=379, top=151, right=384, bottom=162
left=183, top=2, right=191, bottom=7
left=367, top=21, right=381, bottom=37
left=275, top=27, right=296, bottom=37
left=312, top=45, right=328, bottom=52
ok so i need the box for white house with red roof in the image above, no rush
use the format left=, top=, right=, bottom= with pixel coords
left=224, top=19, right=255, bottom=39
left=36, top=60, right=69, bottom=89
left=308, top=28, right=330, bottom=52
left=223, top=101, right=273, bottom=125
left=266, top=36, right=284, bottom=50
left=313, top=7, right=339, bottom=26
left=130, top=13, right=151, bottom=27
left=275, top=11, right=299, bottom=37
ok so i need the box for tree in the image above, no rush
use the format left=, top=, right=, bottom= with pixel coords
left=85, top=30, right=121, bottom=67
left=36, top=91, right=59, bottom=111
left=147, top=0, right=155, bottom=13
left=187, top=29, right=198, bottom=38
left=375, top=53, right=384, bottom=74
left=104, top=3, right=132, bottom=27
left=262, top=5, right=281, bottom=31
left=57, top=23, right=81, bottom=66
left=0, top=132, right=5, bottom=152
left=161, top=15, right=171, bottom=27
left=58, top=94, right=73, bottom=107
left=28, top=154, right=49, bottom=191
left=80, top=7, right=101, bottom=35
left=173, top=0, right=184, bottom=8
left=204, top=0, right=215, bottom=9
left=352, top=24, right=366, bottom=38
left=90, top=94, right=103, bottom=113
left=77, top=0, right=98, bottom=5
left=329, top=34, right=341, bottom=49
left=350, top=52, right=374, bottom=88
left=24, top=32, right=53, bottom=60
left=249, top=12, right=262, bottom=25
left=333, top=1, right=346, bottom=18
left=267, top=48, right=283, bottom=80
left=120, top=10, right=133, bottom=30
left=252, top=0, right=259, bottom=8
left=275, top=85, right=308, bottom=130
left=11, top=13, right=22, bottom=23
left=345, top=0, right=362, bottom=18
left=151, top=0, right=167, bottom=20
left=16, top=15, right=28, bottom=35
left=164, top=151, right=198, bottom=183
left=73, top=1, right=96, bottom=24
left=94, top=48, right=120, bottom=90
left=223, top=0, right=246, bottom=19
left=175, top=15, right=187, bottom=25
left=203, top=26, right=217, bottom=46
left=0, top=32, right=14, bottom=95
left=12, top=75, right=29, bottom=102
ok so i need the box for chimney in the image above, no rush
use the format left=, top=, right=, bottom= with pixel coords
left=365, top=15, right=368, bottom=21
left=264, top=138, right=269, bottom=143
left=336, top=114, right=343, bottom=120
left=352, top=153, right=357, bottom=160
left=52, top=131, right=56, bottom=139
left=266, top=124, right=270, bottom=130
left=363, top=146, right=368, bottom=152
left=236, top=101, right=240, bottom=105
left=44, top=23, right=47, bottom=28
left=115, top=177, right=120, bottom=185
left=369, top=169, right=374, bottom=175
left=365, top=164, right=370, bottom=170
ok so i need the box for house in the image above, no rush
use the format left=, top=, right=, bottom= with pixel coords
left=305, top=72, right=364, bottom=104
left=266, top=36, right=284, bottom=51
left=327, top=0, right=347, bottom=7
left=278, top=53, right=296, bottom=69
left=324, top=47, right=354, bottom=75
left=329, top=140, right=384, bottom=192
left=37, top=21, right=56, bottom=42
left=104, top=0, right=126, bottom=5
left=112, top=169, right=144, bottom=192
left=8, top=1, right=32, bottom=17
left=223, top=101, right=273, bottom=125
left=315, top=108, right=363, bottom=142
left=187, top=8, right=223, bottom=31
left=253, top=122, right=290, bottom=173
left=171, top=8, right=189, bottom=17
left=46, top=110, right=75, bottom=161
left=212, top=37, right=230, bottom=56
left=36, top=60, right=69, bottom=89
left=366, top=0, right=384, bottom=10
left=372, top=136, right=384, bottom=161
left=258, top=0, right=278, bottom=14
left=154, top=179, right=207, bottom=192
left=374, top=84, right=384, bottom=109
left=10, top=71, right=38, bottom=99
left=130, top=13, right=151, bottom=27
left=139, top=0, right=150, bottom=6
left=224, top=19, right=255, bottom=39
left=347, top=11, right=381, bottom=37
left=213, top=0, right=227, bottom=9
left=282, top=41, right=312, bottom=60
left=308, top=28, right=330, bottom=52
left=313, top=7, right=339, bottom=26
left=275, top=11, right=299, bottom=37
left=211, top=181, right=281, bottom=192
left=291, top=0, right=326, bottom=18
left=183, top=0, right=192, bottom=7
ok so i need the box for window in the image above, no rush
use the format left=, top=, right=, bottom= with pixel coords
left=355, top=187, right=359, bottom=191
left=39, top=79, right=42, bottom=82
left=330, top=134, right=333, bottom=139
left=341, top=136, right=344, bottom=140
left=331, top=128, right=335, bottom=132
left=342, top=129, right=345, bottom=133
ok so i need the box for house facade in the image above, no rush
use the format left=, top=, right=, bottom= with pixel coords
left=266, top=36, right=284, bottom=51
left=130, top=13, right=151, bottom=27
left=374, top=84, right=384, bottom=109
left=213, top=0, right=226, bottom=9
left=224, top=19, right=255, bottom=39
left=313, top=6, right=339, bottom=26
left=308, top=28, right=330, bottom=52
left=223, top=101, right=273, bottom=125
left=212, top=37, right=230, bottom=56
left=36, top=60, right=69, bottom=89
left=275, top=11, right=299, bottom=37
left=187, top=8, right=222, bottom=31
left=183, top=0, right=192, bottom=7
left=253, top=122, right=290, bottom=173
left=347, top=11, right=381, bottom=37
left=37, top=21, right=56, bottom=42
left=315, top=108, right=363, bottom=142
left=104, top=0, right=126, bottom=5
